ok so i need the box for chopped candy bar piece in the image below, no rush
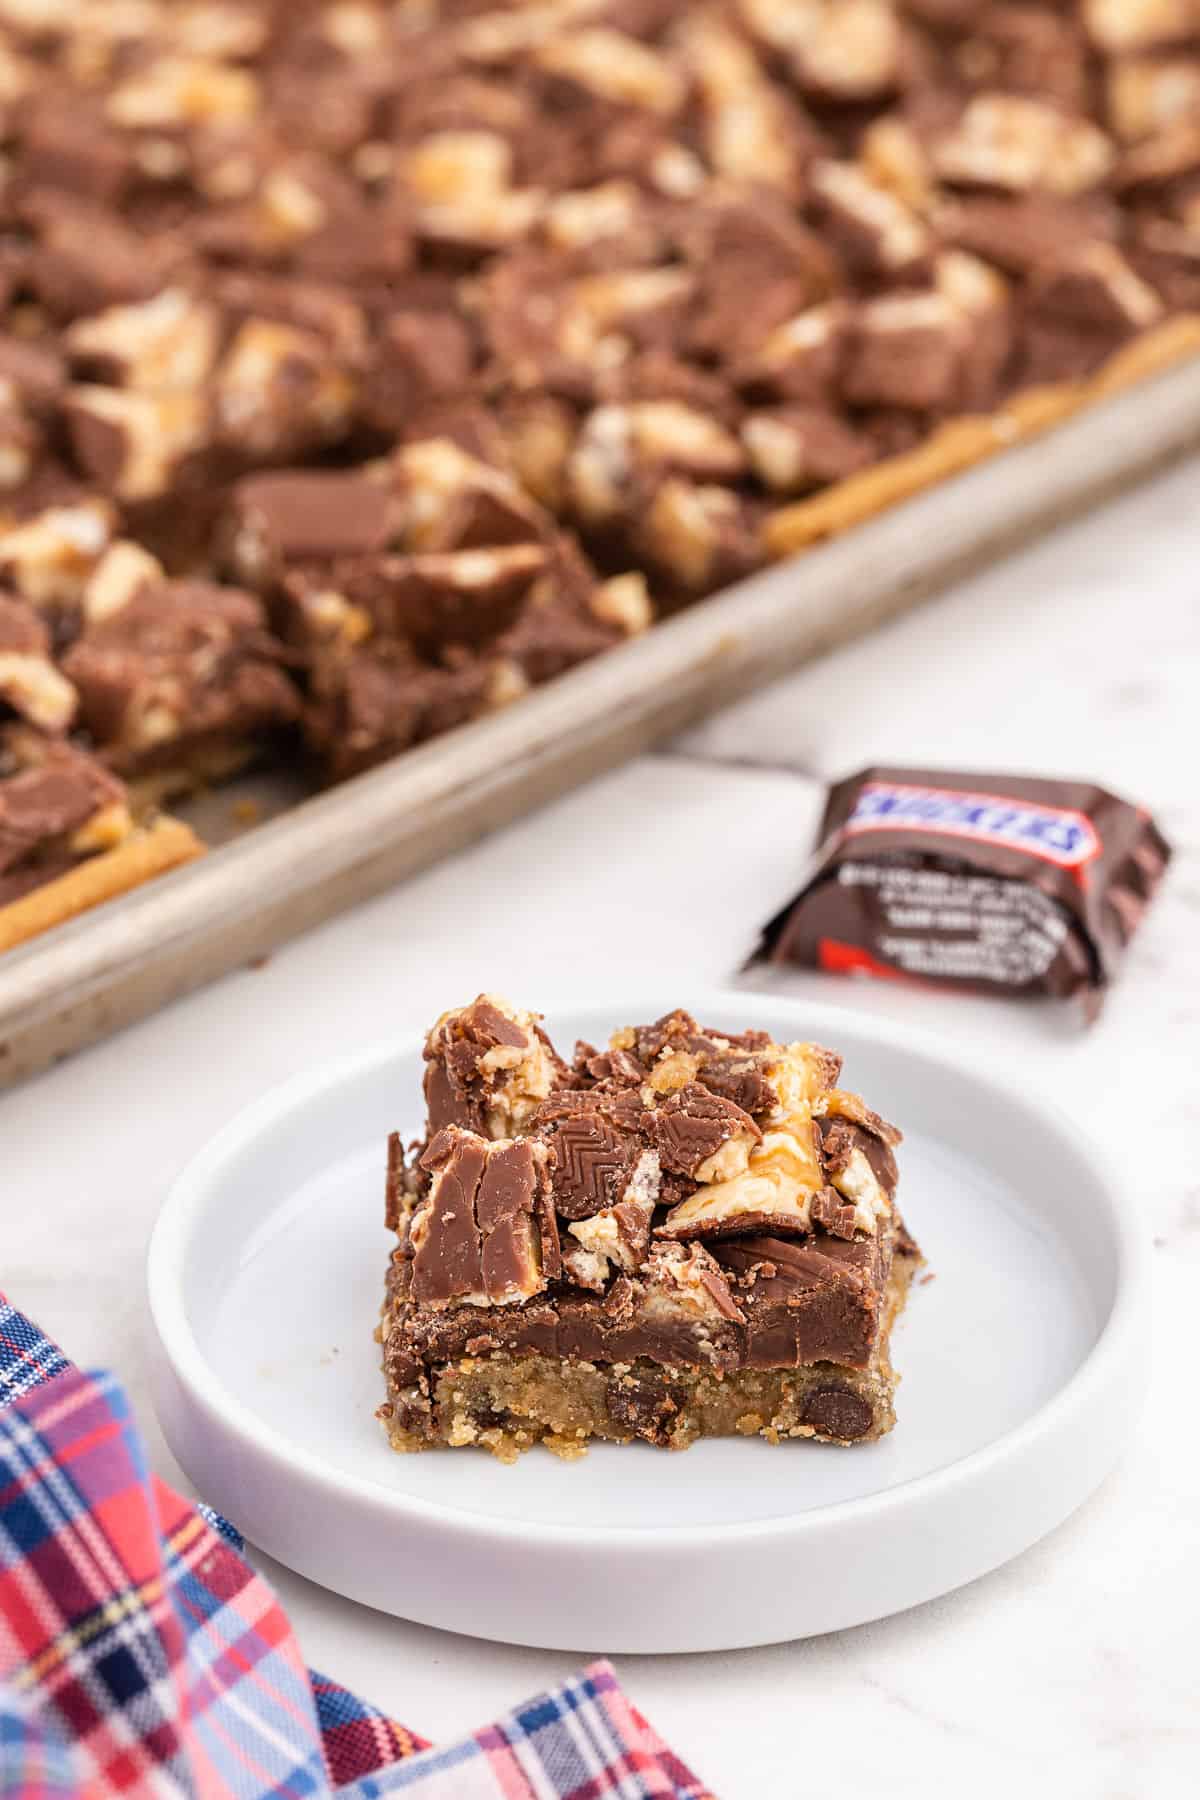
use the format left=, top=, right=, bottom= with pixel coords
left=1028, top=243, right=1164, bottom=333
left=930, top=94, right=1115, bottom=196
left=226, top=469, right=395, bottom=587
left=752, top=765, right=1171, bottom=1017
left=64, top=290, right=221, bottom=391
left=742, top=408, right=875, bottom=494
left=303, top=640, right=493, bottom=781
left=0, top=499, right=116, bottom=626
left=843, top=292, right=967, bottom=413
left=0, top=593, right=76, bottom=730
left=421, top=995, right=569, bottom=1141
left=61, top=580, right=299, bottom=777
left=65, top=386, right=211, bottom=502
left=811, top=162, right=933, bottom=281
left=0, top=729, right=119, bottom=865
left=409, top=1127, right=555, bottom=1309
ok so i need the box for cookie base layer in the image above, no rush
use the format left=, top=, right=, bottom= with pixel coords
left=381, top=1240, right=919, bottom=1462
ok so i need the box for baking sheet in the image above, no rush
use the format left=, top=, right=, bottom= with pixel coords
left=2, top=351, right=1199, bottom=1085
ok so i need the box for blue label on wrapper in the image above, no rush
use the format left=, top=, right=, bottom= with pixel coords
left=843, top=782, right=1101, bottom=870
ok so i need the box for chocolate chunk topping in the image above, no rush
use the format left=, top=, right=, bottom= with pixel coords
left=380, top=999, right=922, bottom=1435
left=649, top=1084, right=761, bottom=1178
left=605, top=1369, right=687, bottom=1446
left=0, top=737, right=126, bottom=878
left=304, top=643, right=490, bottom=783
left=421, top=995, right=564, bottom=1138
left=61, top=580, right=298, bottom=773
left=819, top=1116, right=899, bottom=1201
left=546, top=1110, right=636, bottom=1220
left=411, top=1126, right=549, bottom=1309
left=0, top=594, right=50, bottom=657
left=714, top=1233, right=886, bottom=1369
left=231, top=471, right=394, bottom=568
left=694, top=1057, right=778, bottom=1118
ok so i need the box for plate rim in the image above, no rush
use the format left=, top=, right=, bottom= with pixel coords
left=146, top=990, right=1147, bottom=1553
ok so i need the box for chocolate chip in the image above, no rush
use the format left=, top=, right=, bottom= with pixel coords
left=799, top=1385, right=874, bottom=1441
left=605, top=1369, right=687, bottom=1446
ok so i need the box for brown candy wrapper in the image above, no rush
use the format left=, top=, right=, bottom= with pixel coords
left=753, top=767, right=1170, bottom=1021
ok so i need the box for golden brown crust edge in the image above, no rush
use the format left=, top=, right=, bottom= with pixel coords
left=0, top=815, right=204, bottom=955
left=765, top=315, right=1200, bottom=558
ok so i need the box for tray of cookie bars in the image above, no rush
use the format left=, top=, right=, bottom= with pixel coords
left=2, top=0, right=1199, bottom=1083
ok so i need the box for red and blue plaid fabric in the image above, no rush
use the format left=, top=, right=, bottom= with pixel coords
left=0, top=1296, right=712, bottom=1800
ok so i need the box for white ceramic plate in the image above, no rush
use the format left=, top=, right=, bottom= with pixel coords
left=147, top=994, right=1146, bottom=1653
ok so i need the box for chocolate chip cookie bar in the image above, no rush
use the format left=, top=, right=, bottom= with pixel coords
left=379, top=998, right=921, bottom=1459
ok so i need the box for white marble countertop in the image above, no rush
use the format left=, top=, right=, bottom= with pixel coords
left=7, top=456, right=1199, bottom=1799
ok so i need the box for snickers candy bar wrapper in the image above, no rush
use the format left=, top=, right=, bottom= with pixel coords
left=754, top=767, right=1170, bottom=1019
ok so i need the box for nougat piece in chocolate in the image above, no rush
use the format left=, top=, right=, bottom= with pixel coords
left=361, top=311, right=477, bottom=439
left=0, top=728, right=132, bottom=907
left=490, top=540, right=651, bottom=683
left=936, top=194, right=1122, bottom=278
left=61, top=579, right=300, bottom=777
left=421, top=994, right=570, bottom=1141
left=389, top=439, right=551, bottom=555
left=1026, top=243, right=1164, bottom=337
left=681, top=12, right=816, bottom=197
left=0, top=594, right=76, bottom=732
left=19, top=192, right=185, bottom=322
left=842, top=292, right=967, bottom=413
left=63, top=290, right=221, bottom=392
left=627, top=479, right=764, bottom=597
left=928, top=93, right=1115, bottom=197
left=226, top=445, right=551, bottom=645
left=1017, top=241, right=1167, bottom=384
left=65, top=385, right=213, bottom=504
left=741, top=408, right=875, bottom=495
left=333, top=543, right=551, bottom=658
left=678, top=196, right=838, bottom=364
left=810, top=162, right=933, bottom=284
left=733, top=303, right=850, bottom=408
left=225, top=468, right=397, bottom=598
left=302, top=639, right=494, bottom=781
left=566, top=401, right=747, bottom=533
left=0, top=371, right=50, bottom=498
left=408, top=1126, right=558, bottom=1309
left=380, top=1002, right=920, bottom=1459
left=212, top=318, right=359, bottom=462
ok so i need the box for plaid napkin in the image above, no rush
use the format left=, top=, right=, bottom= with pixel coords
left=0, top=1297, right=712, bottom=1800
